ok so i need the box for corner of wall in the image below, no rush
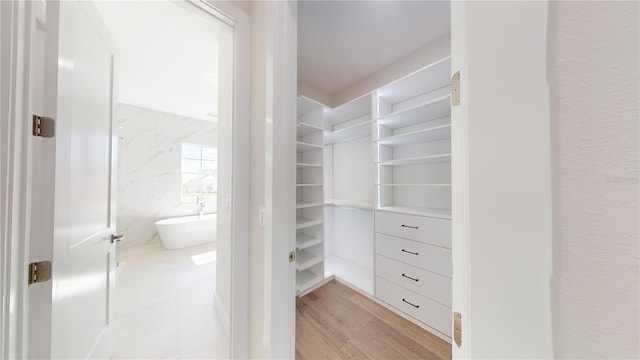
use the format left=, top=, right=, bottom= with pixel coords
left=297, top=79, right=332, bottom=107
left=332, top=33, right=451, bottom=107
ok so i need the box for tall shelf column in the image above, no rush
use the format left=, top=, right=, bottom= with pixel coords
left=323, top=94, right=375, bottom=295
left=373, top=56, right=454, bottom=340
left=296, top=97, right=325, bottom=294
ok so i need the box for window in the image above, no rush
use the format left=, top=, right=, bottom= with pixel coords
left=181, top=143, right=217, bottom=203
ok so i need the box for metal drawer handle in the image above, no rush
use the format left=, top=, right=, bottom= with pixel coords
left=401, top=224, right=419, bottom=229
left=401, top=249, right=419, bottom=256
left=402, top=298, right=420, bottom=308
left=402, top=273, right=419, bottom=282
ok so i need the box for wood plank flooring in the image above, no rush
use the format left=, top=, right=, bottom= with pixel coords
left=296, top=280, right=452, bottom=360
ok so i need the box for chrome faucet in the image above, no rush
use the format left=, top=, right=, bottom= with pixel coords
left=196, top=195, right=205, bottom=216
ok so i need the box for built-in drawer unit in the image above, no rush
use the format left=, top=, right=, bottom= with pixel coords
left=374, top=211, right=451, bottom=248
left=375, top=233, right=452, bottom=278
left=376, top=277, right=451, bottom=337
left=375, top=254, right=451, bottom=307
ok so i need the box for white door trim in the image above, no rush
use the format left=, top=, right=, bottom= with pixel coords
left=201, top=2, right=251, bottom=358
left=0, top=1, right=37, bottom=358
left=0, top=1, right=251, bottom=358
left=450, top=1, right=471, bottom=357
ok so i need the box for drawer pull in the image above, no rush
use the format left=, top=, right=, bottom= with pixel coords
left=402, top=273, right=419, bottom=282
left=402, top=298, right=420, bottom=308
left=401, top=249, right=419, bottom=255
left=401, top=224, right=419, bottom=230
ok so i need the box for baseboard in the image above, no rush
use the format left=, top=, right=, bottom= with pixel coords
left=213, top=290, right=230, bottom=337
left=297, top=275, right=336, bottom=297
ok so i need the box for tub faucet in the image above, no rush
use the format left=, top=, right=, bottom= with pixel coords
left=196, top=195, right=205, bottom=216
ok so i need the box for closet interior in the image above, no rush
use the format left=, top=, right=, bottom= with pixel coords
left=295, top=55, right=454, bottom=341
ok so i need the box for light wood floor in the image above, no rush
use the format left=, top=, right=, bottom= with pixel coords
left=296, top=279, right=452, bottom=360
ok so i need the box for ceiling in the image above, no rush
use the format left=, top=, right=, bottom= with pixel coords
left=93, top=1, right=449, bottom=119
left=94, top=1, right=223, bottom=122
left=298, top=1, right=451, bottom=96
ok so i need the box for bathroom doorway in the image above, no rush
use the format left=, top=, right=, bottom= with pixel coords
left=22, top=0, right=250, bottom=357
left=91, top=1, right=235, bottom=358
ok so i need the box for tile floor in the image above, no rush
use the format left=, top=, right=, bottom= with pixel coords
left=112, top=242, right=229, bottom=359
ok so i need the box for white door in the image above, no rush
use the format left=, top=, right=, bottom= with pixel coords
left=38, top=1, right=117, bottom=358
left=450, top=1, right=553, bottom=358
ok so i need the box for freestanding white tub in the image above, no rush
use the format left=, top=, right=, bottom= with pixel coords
left=155, top=214, right=216, bottom=250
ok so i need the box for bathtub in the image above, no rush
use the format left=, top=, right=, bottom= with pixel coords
left=155, top=214, right=216, bottom=250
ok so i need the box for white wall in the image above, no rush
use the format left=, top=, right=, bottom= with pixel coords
left=117, top=103, right=217, bottom=249
left=333, top=34, right=450, bottom=107
left=298, top=34, right=450, bottom=109
left=248, top=1, right=298, bottom=358
left=548, top=2, right=640, bottom=358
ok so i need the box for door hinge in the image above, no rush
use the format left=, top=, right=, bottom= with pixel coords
left=28, top=261, right=52, bottom=285
left=453, top=311, right=462, bottom=348
left=289, top=251, right=295, bottom=263
left=32, top=115, right=55, bottom=138
left=452, top=71, right=461, bottom=107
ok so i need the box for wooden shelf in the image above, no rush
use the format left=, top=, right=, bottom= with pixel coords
left=378, top=95, right=451, bottom=129
left=297, top=96, right=324, bottom=117
left=296, top=249, right=324, bottom=271
left=377, top=154, right=451, bottom=166
left=376, top=183, right=451, bottom=187
left=297, top=162, right=322, bottom=168
left=324, top=120, right=372, bottom=144
left=376, top=206, right=452, bottom=219
left=297, top=122, right=323, bottom=137
left=377, top=57, right=451, bottom=105
left=297, top=233, right=323, bottom=250
left=377, top=124, right=451, bottom=147
left=324, top=199, right=373, bottom=210
left=296, top=141, right=322, bottom=152
left=296, top=217, right=323, bottom=230
left=297, top=96, right=325, bottom=297
left=297, top=269, right=323, bottom=293
left=296, top=201, right=324, bottom=209
left=325, top=94, right=372, bottom=125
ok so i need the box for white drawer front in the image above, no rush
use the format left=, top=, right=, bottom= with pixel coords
left=375, top=233, right=452, bottom=278
left=376, top=277, right=451, bottom=337
left=375, top=211, right=451, bottom=248
left=375, top=255, right=451, bottom=307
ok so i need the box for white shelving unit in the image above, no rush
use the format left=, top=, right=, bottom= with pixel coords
left=296, top=97, right=326, bottom=294
left=375, top=57, right=453, bottom=215
left=373, top=56, right=454, bottom=339
left=294, top=56, right=454, bottom=342
left=323, top=94, right=375, bottom=296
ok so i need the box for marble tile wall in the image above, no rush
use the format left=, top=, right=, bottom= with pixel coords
left=117, top=103, right=217, bottom=249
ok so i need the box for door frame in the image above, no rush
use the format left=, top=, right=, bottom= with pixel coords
left=0, top=0, right=251, bottom=358
left=450, top=1, right=553, bottom=357
left=200, top=1, right=251, bottom=358
left=1, top=1, right=37, bottom=358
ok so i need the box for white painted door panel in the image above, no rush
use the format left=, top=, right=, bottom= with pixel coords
left=46, top=1, right=117, bottom=358
left=450, top=1, right=553, bottom=357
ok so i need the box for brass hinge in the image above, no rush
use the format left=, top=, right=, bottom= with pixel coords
left=452, top=71, right=461, bottom=107
left=289, top=251, right=295, bottom=263
left=453, top=312, right=462, bottom=347
left=32, top=115, right=55, bottom=137
left=28, top=261, right=52, bottom=285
